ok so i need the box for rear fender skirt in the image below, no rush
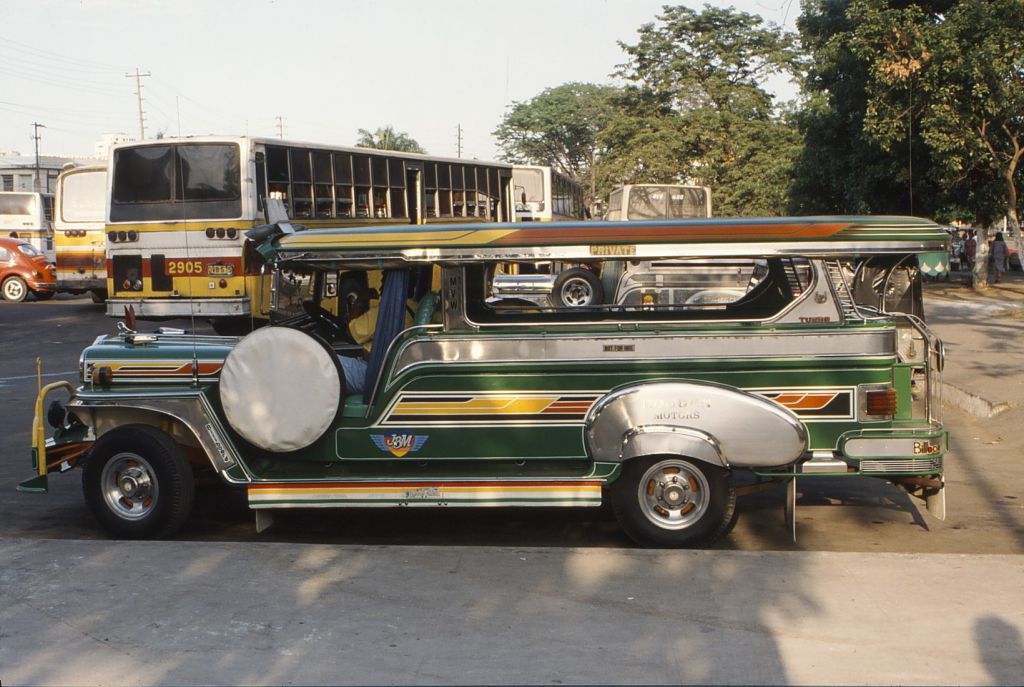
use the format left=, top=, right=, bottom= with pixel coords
left=585, top=380, right=808, bottom=469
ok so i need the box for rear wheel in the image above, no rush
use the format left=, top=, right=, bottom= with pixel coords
left=32, top=290, right=55, bottom=300
left=82, top=425, right=195, bottom=539
left=89, top=289, right=107, bottom=304
left=611, top=456, right=735, bottom=548
left=1, top=276, right=28, bottom=302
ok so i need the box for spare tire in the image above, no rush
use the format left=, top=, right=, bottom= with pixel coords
left=219, top=327, right=344, bottom=452
left=553, top=268, right=603, bottom=307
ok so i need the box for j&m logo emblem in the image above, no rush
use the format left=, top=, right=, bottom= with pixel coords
left=371, top=431, right=429, bottom=457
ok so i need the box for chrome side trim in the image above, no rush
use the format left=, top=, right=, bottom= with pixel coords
left=105, top=297, right=251, bottom=318
left=388, top=328, right=896, bottom=385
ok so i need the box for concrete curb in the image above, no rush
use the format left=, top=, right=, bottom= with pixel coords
left=943, top=381, right=1012, bottom=418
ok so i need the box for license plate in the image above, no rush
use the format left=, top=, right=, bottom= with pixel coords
left=208, top=264, right=234, bottom=277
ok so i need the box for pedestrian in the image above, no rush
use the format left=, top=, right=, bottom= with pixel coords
left=991, top=231, right=1009, bottom=284
left=964, top=231, right=977, bottom=272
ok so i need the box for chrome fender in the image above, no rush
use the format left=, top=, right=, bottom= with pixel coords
left=585, top=381, right=808, bottom=468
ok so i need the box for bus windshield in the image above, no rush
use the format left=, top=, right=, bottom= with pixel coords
left=61, top=170, right=106, bottom=223
left=628, top=185, right=708, bottom=219
left=110, top=143, right=241, bottom=221
left=513, top=168, right=544, bottom=205
left=0, top=193, right=35, bottom=217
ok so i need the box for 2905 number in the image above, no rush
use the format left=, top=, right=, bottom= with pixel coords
left=166, top=260, right=204, bottom=276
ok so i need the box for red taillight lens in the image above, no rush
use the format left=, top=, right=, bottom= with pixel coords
left=865, top=388, right=897, bottom=416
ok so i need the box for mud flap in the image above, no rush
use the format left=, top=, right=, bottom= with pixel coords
left=926, top=485, right=946, bottom=521
left=255, top=509, right=275, bottom=534
left=785, top=477, right=797, bottom=543
left=17, top=474, right=49, bottom=494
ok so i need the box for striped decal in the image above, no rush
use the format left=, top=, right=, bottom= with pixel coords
left=247, top=480, right=604, bottom=508
left=381, top=392, right=602, bottom=426
left=756, top=388, right=854, bottom=419
left=87, top=360, right=223, bottom=383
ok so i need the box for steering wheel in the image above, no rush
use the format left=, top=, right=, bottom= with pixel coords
left=300, top=301, right=356, bottom=345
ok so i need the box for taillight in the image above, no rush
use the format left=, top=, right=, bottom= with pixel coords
left=864, top=388, right=897, bottom=417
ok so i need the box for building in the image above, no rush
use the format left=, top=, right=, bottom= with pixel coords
left=0, top=153, right=101, bottom=193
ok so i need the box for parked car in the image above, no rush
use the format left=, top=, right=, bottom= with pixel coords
left=0, top=236, right=57, bottom=302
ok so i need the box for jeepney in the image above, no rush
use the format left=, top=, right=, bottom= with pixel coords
left=23, top=216, right=949, bottom=547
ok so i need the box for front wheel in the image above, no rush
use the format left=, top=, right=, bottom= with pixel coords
left=82, top=425, right=195, bottom=539
left=553, top=268, right=603, bottom=307
left=611, top=456, right=736, bottom=548
left=1, top=276, right=28, bottom=302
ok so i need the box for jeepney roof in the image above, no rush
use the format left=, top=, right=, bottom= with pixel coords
left=268, top=215, right=949, bottom=266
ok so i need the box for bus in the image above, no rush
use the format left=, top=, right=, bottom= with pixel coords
left=0, top=191, right=54, bottom=259
left=54, top=165, right=108, bottom=302
left=513, top=165, right=586, bottom=221
left=104, top=136, right=516, bottom=325
left=606, top=184, right=712, bottom=220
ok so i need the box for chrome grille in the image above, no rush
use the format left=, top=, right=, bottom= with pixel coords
left=860, top=458, right=942, bottom=473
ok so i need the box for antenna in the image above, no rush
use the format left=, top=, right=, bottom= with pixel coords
left=125, top=67, right=151, bottom=140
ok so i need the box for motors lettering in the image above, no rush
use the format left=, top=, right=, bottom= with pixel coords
left=643, top=397, right=712, bottom=421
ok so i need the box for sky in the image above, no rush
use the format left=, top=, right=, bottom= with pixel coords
left=0, top=0, right=800, bottom=161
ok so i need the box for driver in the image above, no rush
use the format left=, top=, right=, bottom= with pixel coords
left=338, top=287, right=416, bottom=395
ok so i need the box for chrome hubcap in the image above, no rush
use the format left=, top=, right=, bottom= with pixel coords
left=101, top=452, right=158, bottom=520
left=637, top=459, right=710, bottom=530
left=560, top=277, right=594, bottom=307
left=3, top=280, right=25, bottom=300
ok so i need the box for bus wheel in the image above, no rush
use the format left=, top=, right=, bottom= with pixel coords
left=89, top=289, right=107, bottom=304
left=553, top=268, right=603, bottom=307
left=611, top=456, right=735, bottom=548
left=1, top=276, right=28, bottom=302
left=82, top=425, right=195, bottom=539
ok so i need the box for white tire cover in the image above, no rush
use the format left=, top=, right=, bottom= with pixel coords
left=219, top=327, right=342, bottom=453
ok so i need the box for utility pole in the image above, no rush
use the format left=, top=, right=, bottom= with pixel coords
left=456, top=124, right=463, bottom=158
left=276, top=116, right=285, bottom=139
left=125, top=67, right=151, bottom=140
left=32, top=122, right=45, bottom=192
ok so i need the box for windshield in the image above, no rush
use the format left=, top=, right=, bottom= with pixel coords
left=0, top=193, right=35, bottom=217
left=627, top=186, right=709, bottom=220
left=110, top=143, right=242, bottom=222
left=61, top=170, right=106, bottom=223
left=17, top=243, right=42, bottom=257
left=513, top=169, right=544, bottom=207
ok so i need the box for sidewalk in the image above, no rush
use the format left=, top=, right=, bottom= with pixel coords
left=924, top=273, right=1024, bottom=416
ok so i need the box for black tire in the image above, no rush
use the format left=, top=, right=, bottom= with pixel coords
left=89, top=289, right=107, bottom=304
left=82, top=425, right=195, bottom=539
left=1, top=275, right=28, bottom=302
left=553, top=268, right=603, bottom=307
left=611, top=455, right=736, bottom=548
left=32, top=290, right=55, bottom=300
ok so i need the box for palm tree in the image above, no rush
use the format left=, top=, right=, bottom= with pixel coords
left=355, top=126, right=426, bottom=153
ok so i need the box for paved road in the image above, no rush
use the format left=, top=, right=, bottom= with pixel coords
left=1, top=295, right=1023, bottom=685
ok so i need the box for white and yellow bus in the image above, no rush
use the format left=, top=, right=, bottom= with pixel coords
left=104, top=136, right=516, bottom=325
left=606, top=184, right=712, bottom=220
left=54, top=165, right=108, bottom=301
left=512, top=165, right=586, bottom=221
left=0, top=191, right=54, bottom=259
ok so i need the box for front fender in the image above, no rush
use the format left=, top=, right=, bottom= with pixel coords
left=585, top=380, right=807, bottom=468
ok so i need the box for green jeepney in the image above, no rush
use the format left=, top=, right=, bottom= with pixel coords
left=23, top=216, right=950, bottom=547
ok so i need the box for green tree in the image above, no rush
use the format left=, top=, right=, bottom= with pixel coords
left=355, top=126, right=426, bottom=154
left=605, top=4, right=803, bottom=216
left=789, top=1, right=950, bottom=216
left=848, top=0, right=1024, bottom=283
left=493, top=82, right=620, bottom=212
